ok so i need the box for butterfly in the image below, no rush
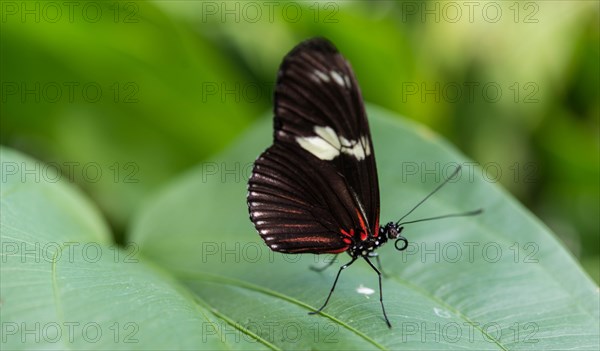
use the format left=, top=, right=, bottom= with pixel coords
left=247, top=37, right=481, bottom=328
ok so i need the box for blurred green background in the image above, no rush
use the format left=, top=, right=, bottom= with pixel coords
left=1, top=1, right=598, bottom=282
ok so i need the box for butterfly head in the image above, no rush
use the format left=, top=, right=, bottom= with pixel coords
left=380, top=222, right=409, bottom=252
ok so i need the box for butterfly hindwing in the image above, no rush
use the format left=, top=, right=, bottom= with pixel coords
left=248, top=38, right=379, bottom=253
left=248, top=143, right=356, bottom=253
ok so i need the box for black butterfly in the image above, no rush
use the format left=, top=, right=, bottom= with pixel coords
left=247, top=37, right=480, bottom=328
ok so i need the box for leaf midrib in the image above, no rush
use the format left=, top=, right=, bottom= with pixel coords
left=179, top=272, right=388, bottom=350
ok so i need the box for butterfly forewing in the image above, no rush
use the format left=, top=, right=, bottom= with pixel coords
left=248, top=38, right=380, bottom=253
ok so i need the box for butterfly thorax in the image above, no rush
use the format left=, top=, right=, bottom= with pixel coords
left=347, top=222, right=404, bottom=257
left=348, top=235, right=387, bottom=258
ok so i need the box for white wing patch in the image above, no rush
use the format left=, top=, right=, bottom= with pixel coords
left=340, top=135, right=371, bottom=160
left=296, top=126, right=371, bottom=161
left=330, top=71, right=345, bottom=87
left=296, top=134, right=339, bottom=160
left=311, top=69, right=331, bottom=83
left=311, top=70, right=351, bottom=89
left=315, top=126, right=341, bottom=149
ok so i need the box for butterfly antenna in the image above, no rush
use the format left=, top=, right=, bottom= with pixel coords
left=397, top=209, right=483, bottom=226
left=395, top=165, right=463, bottom=225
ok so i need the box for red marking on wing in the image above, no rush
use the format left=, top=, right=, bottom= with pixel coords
left=374, top=212, right=380, bottom=238
left=323, top=229, right=352, bottom=254
left=360, top=231, right=367, bottom=241
left=340, top=229, right=354, bottom=246
left=325, top=246, right=350, bottom=254
left=341, top=228, right=354, bottom=238
left=356, top=209, right=368, bottom=241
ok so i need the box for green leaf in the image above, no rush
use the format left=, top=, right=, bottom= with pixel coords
left=130, top=105, right=599, bottom=350
left=0, top=147, right=263, bottom=350
left=3, top=105, right=598, bottom=350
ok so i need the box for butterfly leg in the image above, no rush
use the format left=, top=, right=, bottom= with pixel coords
left=310, top=254, right=339, bottom=272
left=363, top=256, right=392, bottom=328
left=309, top=256, right=358, bottom=316
left=369, top=252, right=389, bottom=278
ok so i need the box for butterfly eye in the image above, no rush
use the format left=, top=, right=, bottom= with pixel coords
left=382, top=222, right=401, bottom=239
